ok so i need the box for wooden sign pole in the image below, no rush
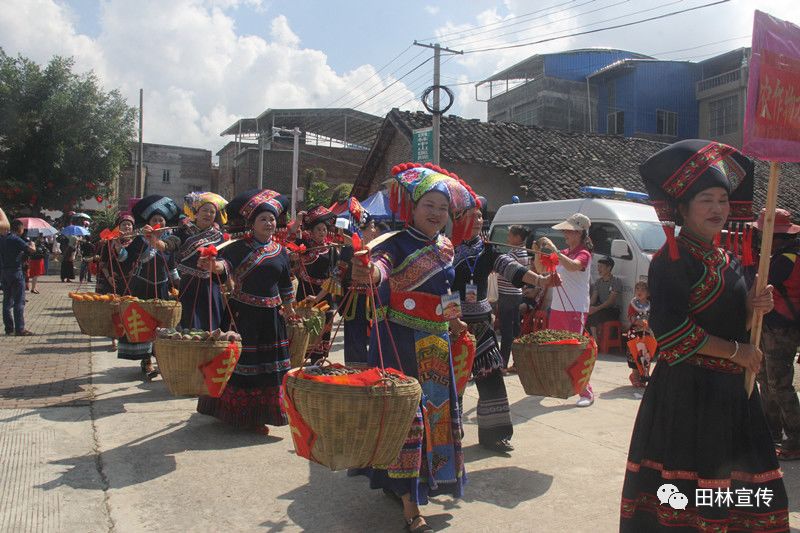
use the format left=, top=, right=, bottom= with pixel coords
left=746, top=161, right=781, bottom=396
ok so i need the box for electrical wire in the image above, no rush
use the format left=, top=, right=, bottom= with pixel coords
left=460, top=0, right=731, bottom=54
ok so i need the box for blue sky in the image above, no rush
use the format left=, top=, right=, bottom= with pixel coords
left=1, top=0, right=796, bottom=154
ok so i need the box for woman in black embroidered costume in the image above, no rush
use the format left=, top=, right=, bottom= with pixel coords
left=620, top=140, right=789, bottom=532
left=149, top=192, right=229, bottom=331
left=452, top=197, right=553, bottom=452
left=294, top=206, right=338, bottom=363
left=123, top=195, right=181, bottom=380
left=197, top=189, right=296, bottom=433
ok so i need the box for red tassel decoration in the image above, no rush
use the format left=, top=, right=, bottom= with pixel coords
left=725, top=227, right=732, bottom=251
left=713, top=232, right=721, bottom=247
left=664, top=224, right=679, bottom=261
left=733, top=222, right=740, bottom=258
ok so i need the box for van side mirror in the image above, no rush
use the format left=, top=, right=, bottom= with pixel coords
left=610, top=239, right=632, bottom=259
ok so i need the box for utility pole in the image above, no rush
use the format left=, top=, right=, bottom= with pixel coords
left=413, top=41, right=462, bottom=165
left=272, top=126, right=301, bottom=220
left=136, top=88, right=144, bottom=197
left=291, top=127, right=300, bottom=221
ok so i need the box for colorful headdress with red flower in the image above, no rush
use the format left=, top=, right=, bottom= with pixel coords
left=387, top=162, right=478, bottom=245
left=238, top=189, right=287, bottom=221
left=640, top=139, right=754, bottom=261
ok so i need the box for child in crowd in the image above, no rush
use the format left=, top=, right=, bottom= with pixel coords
left=626, top=281, right=654, bottom=397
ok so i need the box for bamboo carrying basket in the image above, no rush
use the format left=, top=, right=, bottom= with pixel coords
left=72, top=299, right=119, bottom=337
left=287, top=322, right=311, bottom=367
left=284, top=369, right=422, bottom=471
left=511, top=340, right=589, bottom=399
left=153, top=338, right=241, bottom=396
left=119, top=300, right=182, bottom=328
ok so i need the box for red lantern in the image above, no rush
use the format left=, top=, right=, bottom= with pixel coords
left=95, top=195, right=103, bottom=203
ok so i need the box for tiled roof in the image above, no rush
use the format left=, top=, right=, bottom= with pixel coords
left=368, top=109, right=800, bottom=215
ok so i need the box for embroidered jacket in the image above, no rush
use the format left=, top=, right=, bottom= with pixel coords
left=649, top=230, right=749, bottom=373
left=221, top=238, right=295, bottom=308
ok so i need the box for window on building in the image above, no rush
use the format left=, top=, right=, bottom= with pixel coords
left=607, top=111, right=624, bottom=135
left=657, top=110, right=678, bottom=136
left=709, top=95, right=739, bottom=136
left=162, top=169, right=171, bottom=183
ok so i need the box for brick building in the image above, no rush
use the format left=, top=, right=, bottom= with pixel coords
left=117, top=143, right=214, bottom=210
left=219, top=108, right=382, bottom=207
left=352, top=109, right=800, bottom=216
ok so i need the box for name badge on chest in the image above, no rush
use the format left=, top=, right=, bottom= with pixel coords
left=464, top=282, right=478, bottom=303
left=441, top=291, right=462, bottom=320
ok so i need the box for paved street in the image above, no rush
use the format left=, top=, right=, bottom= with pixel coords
left=1, top=277, right=798, bottom=532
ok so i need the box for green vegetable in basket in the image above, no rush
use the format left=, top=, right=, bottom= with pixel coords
left=303, top=313, right=325, bottom=337
left=516, top=329, right=587, bottom=346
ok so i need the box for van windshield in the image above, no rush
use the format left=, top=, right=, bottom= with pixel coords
left=623, top=220, right=665, bottom=253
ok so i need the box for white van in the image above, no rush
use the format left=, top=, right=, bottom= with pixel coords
left=489, top=194, right=665, bottom=326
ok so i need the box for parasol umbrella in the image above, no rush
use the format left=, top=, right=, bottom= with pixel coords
left=61, top=225, right=90, bottom=237
left=17, top=217, right=58, bottom=237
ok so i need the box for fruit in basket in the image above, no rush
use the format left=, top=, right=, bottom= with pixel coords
left=155, top=327, right=241, bottom=342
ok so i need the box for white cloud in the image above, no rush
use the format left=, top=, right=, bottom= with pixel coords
left=0, top=0, right=416, bottom=153
left=424, top=5, right=440, bottom=16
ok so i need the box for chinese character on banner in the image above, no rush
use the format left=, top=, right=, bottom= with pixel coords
left=695, top=489, right=714, bottom=507
left=735, top=488, right=754, bottom=507
left=754, top=487, right=773, bottom=507
left=198, top=341, right=241, bottom=398
left=743, top=10, right=800, bottom=162
left=714, top=487, right=734, bottom=507
left=121, top=302, right=158, bottom=343
left=566, top=335, right=598, bottom=395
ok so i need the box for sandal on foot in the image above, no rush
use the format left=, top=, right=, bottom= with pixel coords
left=406, top=515, right=434, bottom=533
left=481, top=438, right=514, bottom=453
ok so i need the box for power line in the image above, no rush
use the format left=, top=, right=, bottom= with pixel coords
left=461, top=0, right=731, bottom=54
left=436, top=0, right=604, bottom=47
left=446, top=0, right=634, bottom=49
left=322, top=48, right=428, bottom=111
left=417, top=0, right=585, bottom=42
left=322, top=44, right=415, bottom=108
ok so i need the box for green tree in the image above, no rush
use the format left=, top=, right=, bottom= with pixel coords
left=329, top=182, right=353, bottom=205
left=0, top=49, right=136, bottom=212
left=305, top=182, right=330, bottom=209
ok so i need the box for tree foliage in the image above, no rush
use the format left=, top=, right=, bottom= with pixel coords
left=329, top=182, right=353, bottom=205
left=0, top=49, right=137, bottom=212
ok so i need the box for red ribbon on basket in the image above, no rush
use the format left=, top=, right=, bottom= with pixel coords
left=540, top=252, right=560, bottom=273
left=199, top=245, right=218, bottom=258
left=282, top=371, right=319, bottom=463
left=99, top=227, right=121, bottom=241
left=565, top=334, right=598, bottom=395
left=120, top=302, right=158, bottom=343
left=198, top=341, right=241, bottom=397
left=451, top=330, right=476, bottom=396
left=352, top=233, right=369, bottom=266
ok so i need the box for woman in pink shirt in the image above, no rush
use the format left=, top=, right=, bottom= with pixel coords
left=541, top=213, right=595, bottom=406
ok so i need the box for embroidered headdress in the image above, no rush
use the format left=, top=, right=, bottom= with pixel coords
left=303, top=206, right=336, bottom=230
left=387, top=162, right=478, bottom=245
left=183, top=192, right=229, bottom=225
left=239, top=189, right=288, bottom=221
left=131, top=195, right=181, bottom=226
left=640, top=139, right=754, bottom=261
